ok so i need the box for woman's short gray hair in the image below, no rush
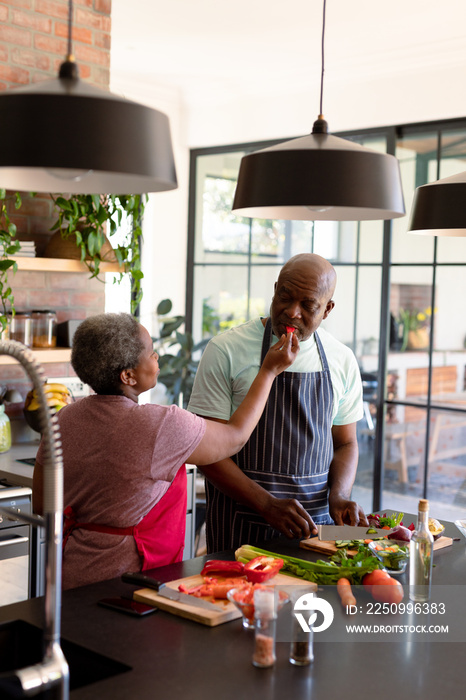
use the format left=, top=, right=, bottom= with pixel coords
left=71, top=313, right=144, bottom=394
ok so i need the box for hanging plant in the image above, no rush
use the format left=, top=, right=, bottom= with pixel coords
left=50, top=193, right=147, bottom=314
left=0, top=190, right=22, bottom=333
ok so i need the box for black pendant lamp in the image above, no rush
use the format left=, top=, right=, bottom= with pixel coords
left=408, top=172, right=466, bottom=236
left=232, top=1, right=405, bottom=222
left=0, top=1, right=177, bottom=194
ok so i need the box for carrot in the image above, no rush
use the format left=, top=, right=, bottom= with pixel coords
left=337, top=577, right=356, bottom=610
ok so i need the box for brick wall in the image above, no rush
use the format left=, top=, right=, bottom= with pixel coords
left=0, top=0, right=112, bottom=435
left=0, top=0, right=111, bottom=90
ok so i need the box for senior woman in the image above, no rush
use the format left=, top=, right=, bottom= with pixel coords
left=33, top=312, right=298, bottom=589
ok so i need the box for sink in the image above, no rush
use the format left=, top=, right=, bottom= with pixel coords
left=0, top=619, right=131, bottom=698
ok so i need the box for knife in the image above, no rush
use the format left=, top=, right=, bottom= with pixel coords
left=121, top=572, right=222, bottom=612
left=317, top=524, right=395, bottom=540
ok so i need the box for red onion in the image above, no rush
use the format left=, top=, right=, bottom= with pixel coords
left=388, top=525, right=412, bottom=542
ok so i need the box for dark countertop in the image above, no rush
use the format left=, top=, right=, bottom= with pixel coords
left=1, top=515, right=466, bottom=700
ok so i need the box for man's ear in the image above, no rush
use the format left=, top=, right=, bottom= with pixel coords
left=323, top=300, right=335, bottom=320
left=120, top=368, right=137, bottom=386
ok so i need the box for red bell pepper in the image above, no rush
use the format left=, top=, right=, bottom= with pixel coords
left=200, top=559, right=245, bottom=577
left=244, top=556, right=284, bottom=583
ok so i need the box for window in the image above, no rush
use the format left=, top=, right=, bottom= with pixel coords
left=187, top=118, right=466, bottom=522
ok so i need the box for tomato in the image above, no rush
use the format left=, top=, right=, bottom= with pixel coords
left=371, top=577, right=404, bottom=604
left=362, top=568, right=391, bottom=592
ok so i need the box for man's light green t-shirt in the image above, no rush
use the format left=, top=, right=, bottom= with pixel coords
left=188, top=318, right=363, bottom=426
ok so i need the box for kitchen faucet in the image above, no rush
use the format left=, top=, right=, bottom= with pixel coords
left=0, top=340, right=69, bottom=699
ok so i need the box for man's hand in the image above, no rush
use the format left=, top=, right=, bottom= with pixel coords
left=329, top=494, right=368, bottom=527
left=258, top=495, right=318, bottom=539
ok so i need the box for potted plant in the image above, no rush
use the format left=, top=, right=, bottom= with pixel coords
left=398, top=307, right=434, bottom=351
left=0, top=190, right=22, bottom=334
left=49, top=193, right=147, bottom=314
left=152, top=299, right=211, bottom=408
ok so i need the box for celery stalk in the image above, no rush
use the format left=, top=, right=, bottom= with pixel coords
left=234, top=544, right=379, bottom=585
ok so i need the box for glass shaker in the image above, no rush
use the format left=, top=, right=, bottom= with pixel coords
left=289, top=587, right=314, bottom=665
left=252, top=588, right=277, bottom=668
left=32, top=310, right=57, bottom=348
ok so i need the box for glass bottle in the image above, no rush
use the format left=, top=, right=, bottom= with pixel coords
left=409, top=498, right=434, bottom=602
left=0, top=404, right=12, bottom=453
left=252, top=588, right=276, bottom=668
left=290, top=588, right=314, bottom=665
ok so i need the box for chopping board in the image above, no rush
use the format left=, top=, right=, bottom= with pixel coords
left=133, top=572, right=317, bottom=627
left=299, top=535, right=453, bottom=557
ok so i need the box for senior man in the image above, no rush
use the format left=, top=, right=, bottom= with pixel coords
left=188, top=253, right=368, bottom=552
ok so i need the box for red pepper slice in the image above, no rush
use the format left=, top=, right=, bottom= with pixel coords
left=285, top=326, right=296, bottom=334
left=200, top=559, right=245, bottom=577
left=244, top=556, right=284, bottom=583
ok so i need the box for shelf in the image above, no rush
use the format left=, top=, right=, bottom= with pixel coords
left=12, top=257, right=123, bottom=273
left=0, top=348, right=71, bottom=365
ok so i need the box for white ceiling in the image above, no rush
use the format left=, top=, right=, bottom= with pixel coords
left=110, top=0, right=466, bottom=106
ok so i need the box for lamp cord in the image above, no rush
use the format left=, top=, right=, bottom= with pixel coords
left=67, top=0, right=73, bottom=60
left=59, top=0, right=78, bottom=78
left=319, top=0, right=326, bottom=118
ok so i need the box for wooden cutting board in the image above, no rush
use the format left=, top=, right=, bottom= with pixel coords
left=299, top=535, right=453, bottom=557
left=133, top=572, right=317, bottom=627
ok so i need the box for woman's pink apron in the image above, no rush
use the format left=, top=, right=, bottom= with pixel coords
left=63, top=466, right=187, bottom=570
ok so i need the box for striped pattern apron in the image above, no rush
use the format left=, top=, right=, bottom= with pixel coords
left=205, top=318, right=334, bottom=553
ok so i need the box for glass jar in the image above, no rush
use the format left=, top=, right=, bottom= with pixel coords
left=32, top=310, right=57, bottom=348
left=252, top=588, right=277, bottom=668
left=7, top=312, right=32, bottom=347
left=0, top=404, right=12, bottom=453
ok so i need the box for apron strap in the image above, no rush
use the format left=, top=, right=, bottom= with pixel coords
left=63, top=505, right=135, bottom=553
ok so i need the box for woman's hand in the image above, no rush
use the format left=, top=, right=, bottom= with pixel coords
left=261, top=331, right=300, bottom=376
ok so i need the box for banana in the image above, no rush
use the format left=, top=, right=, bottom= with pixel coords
left=43, top=383, right=71, bottom=394
left=27, top=397, right=62, bottom=411
left=32, top=383, right=70, bottom=397
left=26, top=398, right=41, bottom=411
left=42, top=391, right=66, bottom=402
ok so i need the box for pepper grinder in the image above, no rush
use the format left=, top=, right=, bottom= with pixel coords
left=289, top=587, right=314, bottom=666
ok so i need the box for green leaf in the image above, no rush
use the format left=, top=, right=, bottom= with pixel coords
left=0, top=260, right=15, bottom=271
left=157, top=299, right=173, bottom=316
left=55, top=197, right=72, bottom=211
left=87, top=231, right=97, bottom=256
left=96, top=205, right=108, bottom=226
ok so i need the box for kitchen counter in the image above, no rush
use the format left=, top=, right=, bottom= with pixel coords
left=1, top=515, right=465, bottom=699
left=0, top=443, right=40, bottom=489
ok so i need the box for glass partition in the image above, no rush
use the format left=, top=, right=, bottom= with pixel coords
left=188, top=119, right=466, bottom=523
